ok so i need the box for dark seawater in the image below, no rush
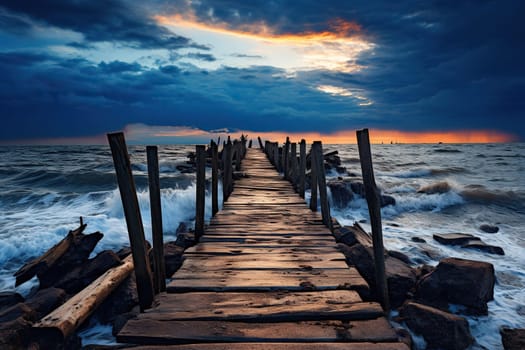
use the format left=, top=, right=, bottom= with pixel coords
left=0, top=143, right=523, bottom=349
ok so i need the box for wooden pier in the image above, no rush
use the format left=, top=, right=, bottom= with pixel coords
left=116, top=147, right=408, bottom=349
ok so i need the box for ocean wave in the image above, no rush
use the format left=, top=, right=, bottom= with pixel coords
left=433, top=148, right=462, bottom=153
left=460, top=186, right=525, bottom=211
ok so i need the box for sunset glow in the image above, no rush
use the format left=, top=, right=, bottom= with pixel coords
left=155, top=14, right=374, bottom=73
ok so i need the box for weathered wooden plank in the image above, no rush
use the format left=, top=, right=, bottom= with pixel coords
left=136, top=291, right=371, bottom=322
left=184, top=245, right=342, bottom=255
left=179, top=255, right=348, bottom=270
left=118, top=318, right=396, bottom=344
left=122, top=342, right=410, bottom=350
left=167, top=268, right=369, bottom=294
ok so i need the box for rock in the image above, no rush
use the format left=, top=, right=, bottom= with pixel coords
left=176, top=222, right=188, bottom=234
left=340, top=243, right=416, bottom=307
left=415, top=264, right=435, bottom=281
left=433, top=233, right=481, bottom=246
left=335, top=166, right=347, bottom=173
left=333, top=227, right=358, bottom=246
left=399, top=301, right=473, bottom=350
left=395, top=327, right=413, bottom=350
left=115, top=246, right=132, bottom=260
left=417, top=181, right=452, bottom=194
left=37, top=231, right=104, bottom=288
left=174, top=232, right=195, bottom=249
left=164, top=241, right=185, bottom=276
left=327, top=180, right=354, bottom=208
left=462, top=241, right=505, bottom=255
left=500, top=327, right=525, bottom=350
left=350, top=182, right=365, bottom=197
left=416, top=257, right=495, bottom=315
left=96, top=275, right=139, bottom=324
left=380, top=195, right=396, bottom=207
left=54, top=250, right=122, bottom=294
left=411, top=236, right=426, bottom=243
left=0, top=302, right=37, bottom=323
left=0, top=292, right=24, bottom=311
left=25, top=287, right=66, bottom=318
left=387, top=256, right=417, bottom=308
left=479, top=224, right=499, bottom=233
left=388, top=250, right=412, bottom=265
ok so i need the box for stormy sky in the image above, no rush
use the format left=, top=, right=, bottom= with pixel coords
left=0, top=0, right=523, bottom=143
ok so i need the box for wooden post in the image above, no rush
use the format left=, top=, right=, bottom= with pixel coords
left=146, top=146, right=166, bottom=293
left=283, top=137, right=290, bottom=179
left=309, top=143, right=318, bottom=212
left=356, top=128, right=390, bottom=312
left=235, top=140, right=242, bottom=171
left=274, top=143, right=280, bottom=172
left=299, top=139, right=306, bottom=198
left=313, top=141, right=332, bottom=231
left=258, top=136, right=264, bottom=149
left=107, top=132, right=154, bottom=311
left=211, top=141, right=219, bottom=216
left=290, top=142, right=298, bottom=187
left=223, top=140, right=233, bottom=201
left=195, top=145, right=206, bottom=241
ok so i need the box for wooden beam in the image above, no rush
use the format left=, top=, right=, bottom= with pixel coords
left=28, top=255, right=134, bottom=346
left=313, top=141, right=332, bottom=231
left=195, top=145, right=206, bottom=240
left=299, top=139, right=306, bottom=199
left=356, top=128, right=389, bottom=312
left=309, top=143, right=318, bottom=212
left=211, top=141, right=219, bottom=217
left=147, top=146, right=166, bottom=293
left=107, top=132, right=154, bottom=311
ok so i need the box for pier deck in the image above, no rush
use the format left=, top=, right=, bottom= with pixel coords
left=117, top=148, right=408, bottom=349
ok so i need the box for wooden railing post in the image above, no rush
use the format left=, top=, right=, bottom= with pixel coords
left=274, top=143, right=280, bottom=172
left=258, top=136, right=264, bottom=149
left=356, top=128, right=390, bottom=312
left=107, top=132, right=154, bottom=311
left=299, top=139, right=306, bottom=198
left=290, top=142, right=298, bottom=188
left=309, top=143, right=318, bottom=212
left=312, top=141, right=332, bottom=231
left=195, top=145, right=206, bottom=241
left=283, top=137, right=290, bottom=179
left=211, top=141, right=219, bottom=216
left=146, top=146, right=166, bottom=293
left=223, top=140, right=233, bottom=202
left=234, top=140, right=242, bottom=171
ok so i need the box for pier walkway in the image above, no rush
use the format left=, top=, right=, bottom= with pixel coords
left=117, top=148, right=408, bottom=349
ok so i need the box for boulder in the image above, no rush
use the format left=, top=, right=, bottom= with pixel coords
left=479, top=224, right=499, bottom=233
left=416, top=257, right=495, bottom=315
left=500, top=328, right=525, bottom=350
left=327, top=180, right=353, bottom=208
left=462, top=241, right=505, bottom=255
left=411, top=236, right=427, bottom=243
left=96, top=274, right=139, bottom=324
left=54, top=250, right=122, bottom=294
left=380, top=195, right=396, bottom=207
left=417, top=181, right=452, bottom=194
left=433, top=233, right=481, bottom=246
left=0, top=292, right=24, bottom=311
left=174, top=232, right=195, bottom=249
left=176, top=222, right=189, bottom=234
left=399, top=301, right=473, bottom=350
left=24, top=287, right=66, bottom=318
left=164, top=241, right=185, bottom=276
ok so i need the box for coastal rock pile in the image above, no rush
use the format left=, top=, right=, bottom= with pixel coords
left=334, top=222, right=496, bottom=350
left=327, top=178, right=396, bottom=209
left=0, top=222, right=191, bottom=349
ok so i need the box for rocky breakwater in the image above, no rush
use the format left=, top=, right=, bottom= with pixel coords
left=334, top=222, right=497, bottom=350
left=0, top=221, right=192, bottom=349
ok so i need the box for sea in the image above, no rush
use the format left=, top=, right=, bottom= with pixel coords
left=0, top=142, right=524, bottom=349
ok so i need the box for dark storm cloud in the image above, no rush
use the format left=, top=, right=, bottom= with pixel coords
left=0, top=0, right=206, bottom=50
left=166, top=0, right=525, bottom=138
left=185, top=53, right=217, bottom=62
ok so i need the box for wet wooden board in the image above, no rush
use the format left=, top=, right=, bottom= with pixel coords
left=184, top=245, right=342, bottom=255
left=167, top=268, right=369, bottom=293
left=118, top=318, right=396, bottom=344
left=181, top=254, right=347, bottom=270
left=124, top=344, right=410, bottom=350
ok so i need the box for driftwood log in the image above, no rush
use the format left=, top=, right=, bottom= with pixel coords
left=26, top=255, right=134, bottom=348
left=13, top=224, right=104, bottom=287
